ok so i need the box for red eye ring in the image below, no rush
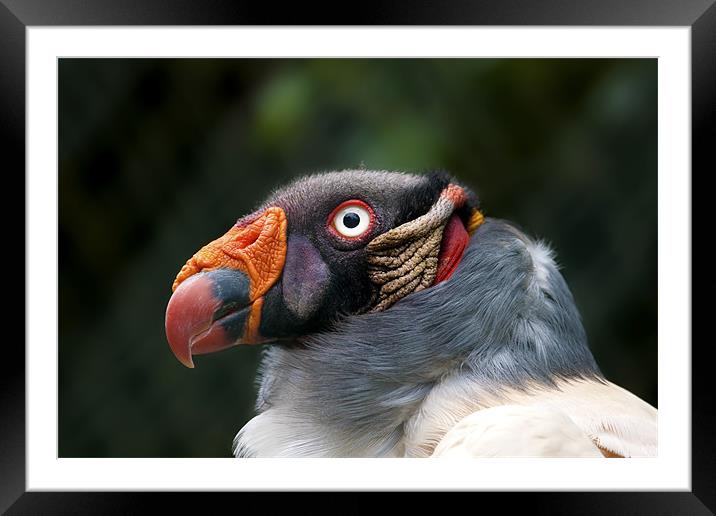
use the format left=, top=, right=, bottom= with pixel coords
left=327, top=199, right=376, bottom=241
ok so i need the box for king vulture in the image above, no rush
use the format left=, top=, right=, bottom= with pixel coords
left=164, top=170, right=657, bottom=458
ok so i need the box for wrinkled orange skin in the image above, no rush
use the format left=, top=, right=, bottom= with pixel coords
left=172, top=207, right=287, bottom=297
left=170, top=207, right=288, bottom=343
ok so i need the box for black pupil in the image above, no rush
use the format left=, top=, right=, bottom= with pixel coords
left=343, top=212, right=361, bottom=229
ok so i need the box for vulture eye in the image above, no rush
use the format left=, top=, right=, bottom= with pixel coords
left=329, top=200, right=375, bottom=240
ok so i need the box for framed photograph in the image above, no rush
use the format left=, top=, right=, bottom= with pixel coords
left=4, top=0, right=709, bottom=512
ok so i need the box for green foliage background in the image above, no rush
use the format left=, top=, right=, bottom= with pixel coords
left=59, top=58, right=657, bottom=457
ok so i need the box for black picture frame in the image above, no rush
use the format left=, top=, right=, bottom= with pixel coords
left=3, top=0, right=710, bottom=513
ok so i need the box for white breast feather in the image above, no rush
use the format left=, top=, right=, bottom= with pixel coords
left=404, top=377, right=657, bottom=458
left=431, top=404, right=603, bottom=457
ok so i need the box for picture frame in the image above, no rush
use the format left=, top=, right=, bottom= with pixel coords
left=3, top=0, right=709, bottom=511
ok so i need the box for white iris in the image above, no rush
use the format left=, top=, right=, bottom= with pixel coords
left=333, top=205, right=371, bottom=237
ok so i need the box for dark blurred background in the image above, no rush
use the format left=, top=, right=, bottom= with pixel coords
left=59, top=58, right=657, bottom=457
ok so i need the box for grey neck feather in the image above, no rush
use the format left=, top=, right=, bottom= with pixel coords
left=235, top=219, right=603, bottom=457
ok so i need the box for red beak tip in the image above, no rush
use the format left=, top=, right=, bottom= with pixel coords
left=165, top=273, right=220, bottom=369
left=166, top=338, right=195, bottom=368
left=179, top=352, right=195, bottom=369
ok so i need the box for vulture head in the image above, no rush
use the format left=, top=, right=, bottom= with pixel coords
left=165, top=170, right=609, bottom=458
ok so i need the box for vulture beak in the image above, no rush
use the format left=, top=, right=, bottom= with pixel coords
left=165, top=207, right=287, bottom=368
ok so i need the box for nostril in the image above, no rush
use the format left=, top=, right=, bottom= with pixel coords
left=225, top=220, right=263, bottom=252
left=222, top=207, right=285, bottom=259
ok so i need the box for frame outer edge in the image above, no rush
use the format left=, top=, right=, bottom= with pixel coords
left=691, top=1, right=716, bottom=514
left=2, top=0, right=711, bottom=512
left=0, top=0, right=27, bottom=514
left=0, top=0, right=714, bottom=25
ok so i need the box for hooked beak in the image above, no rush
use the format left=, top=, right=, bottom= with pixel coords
left=164, top=207, right=287, bottom=368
